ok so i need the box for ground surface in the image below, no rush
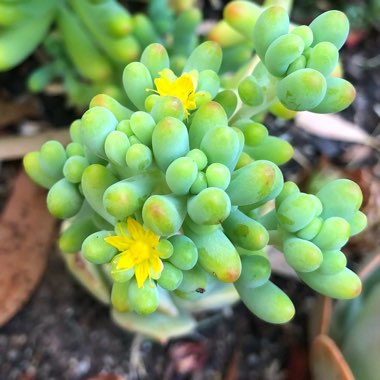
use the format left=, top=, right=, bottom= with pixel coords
left=0, top=245, right=311, bottom=380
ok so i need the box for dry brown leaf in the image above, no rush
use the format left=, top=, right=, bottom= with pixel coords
left=86, top=375, right=127, bottom=380
left=295, top=112, right=377, bottom=147
left=0, top=96, right=40, bottom=128
left=310, top=335, right=355, bottom=380
left=346, top=168, right=380, bottom=253
left=308, top=296, right=333, bottom=341
left=224, top=350, right=241, bottom=380
left=0, top=170, right=57, bottom=326
left=169, top=341, right=208, bottom=374
left=287, top=344, right=310, bottom=380
left=342, top=144, right=373, bottom=164
left=358, top=253, right=380, bottom=281
left=0, top=128, right=70, bottom=161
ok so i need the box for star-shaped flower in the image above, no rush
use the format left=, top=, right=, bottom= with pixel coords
left=105, top=218, right=163, bottom=288
left=153, top=69, right=197, bottom=118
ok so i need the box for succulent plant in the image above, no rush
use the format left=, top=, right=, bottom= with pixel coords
left=23, top=5, right=366, bottom=341
left=310, top=256, right=380, bottom=380
left=291, top=0, right=380, bottom=33
left=0, top=0, right=201, bottom=107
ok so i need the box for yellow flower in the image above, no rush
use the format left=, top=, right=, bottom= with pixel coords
left=104, top=218, right=163, bottom=288
left=153, top=69, right=197, bottom=117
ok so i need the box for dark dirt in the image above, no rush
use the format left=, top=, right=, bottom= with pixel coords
left=0, top=161, right=18, bottom=214
left=0, top=244, right=313, bottom=380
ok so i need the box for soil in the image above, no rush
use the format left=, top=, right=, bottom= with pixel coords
left=1, top=3, right=380, bottom=380
left=0, top=245, right=312, bottom=380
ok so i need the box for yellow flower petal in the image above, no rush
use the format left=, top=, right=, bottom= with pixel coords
left=151, top=69, right=198, bottom=118
left=160, top=68, right=177, bottom=81
left=127, top=217, right=145, bottom=240
left=154, top=78, right=173, bottom=96
left=150, top=254, right=163, bottom=273
left=149, top=255, right=163, bottom=280
left=117, top=252, right=136, bottom=271
left=104, top=236, right=132, bottom=251
left=135, top=261, right=149, bottom=288
left=104, top=218, right=163, bottom=288
left=115, top=222, right=129, bottom=237
left=175, top=74, right=193, bottom=91
left=144, top=229, right=160, bottom=246
left=188, top=70, right=199, bottom=88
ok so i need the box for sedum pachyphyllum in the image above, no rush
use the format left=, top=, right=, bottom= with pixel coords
left=24, top=6, right=367, bottom=342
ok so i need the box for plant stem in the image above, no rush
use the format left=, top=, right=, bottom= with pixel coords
left=230, top=97, right=278, bottom=124
left=268, top=230, right=283, bottom=250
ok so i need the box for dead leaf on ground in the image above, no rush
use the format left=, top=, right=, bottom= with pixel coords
left=86, top=374, right=127, bottom=380
left=358, top=253, right=380, bottom=281
left=286, top=343, right=310, bottom=380
left=295, top=112, right=378, bottom=148
left=169, top=341, right=208, bottom=374
left=346, top=167, right=380, bottom=253
left=0, top=95, right=40, bottom=129
left=342, top=144, right=374, bottom=164
left=310, top=335, right=355, bottom=380
left=0, top=127, right=70, bottom=161
left=308, top=296, right=332, bottom=341
left=0, top=170, right=58, bottom=327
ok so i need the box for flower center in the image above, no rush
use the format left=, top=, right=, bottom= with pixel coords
left=104, top=218, right=163, bottom=287
left=131, top=240, right=152, bottom=264
left=153, top=69, right=197, bottom=117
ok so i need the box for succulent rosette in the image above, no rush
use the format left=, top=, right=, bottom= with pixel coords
left=212, top=1, right=356, bottom=121
left=24, top=7, right=366, bottom=341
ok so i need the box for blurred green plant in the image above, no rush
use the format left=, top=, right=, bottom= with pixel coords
left=291, top=0, right=380, bottom=32
left=22, top=2, right=367, bottom=341
left=209, top=0, right=353, bottom=121
left=310, top=255, right=380, bottom=380
left=0, top=0, right=201, bottom=107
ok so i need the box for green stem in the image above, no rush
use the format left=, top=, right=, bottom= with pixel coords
left=229, top=55, right=280, bottom=123
left=257, top=208, right=278, bottom=230
left=268, top=230, right=283, bottom=250
left=230, top=96, right=278, bottom=124
left=224, top=55, right=261, bottom=90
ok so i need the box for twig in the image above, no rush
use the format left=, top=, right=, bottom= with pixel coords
left=128, top=334, right=147, bottom=380
left=0, top=128, right=70, bottom=161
